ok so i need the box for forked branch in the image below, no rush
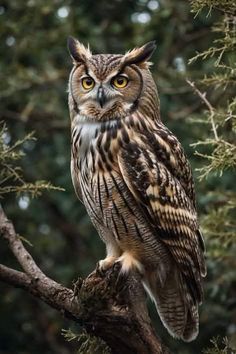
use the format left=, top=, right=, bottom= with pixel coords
left=0, top=205, right=170, bottom=354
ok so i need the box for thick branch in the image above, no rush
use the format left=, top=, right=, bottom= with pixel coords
left=0, top=205, right=170, bottom=354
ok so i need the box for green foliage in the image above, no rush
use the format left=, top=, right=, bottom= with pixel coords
left=203, top=193, right=236, bottom=241
left=193, top=139, right=236, bottom=179
left=201, top=192, right=236, bottom=260
left=62, top=329, right=111, bottom=354
left=0, top=122, right=63, bottom=197
left=189, top=0, right=236, bottom=257
left=189, top=16, right=236, bottom=65
left=203, top=337, right=236, bottom=354
left=190, top=0, right=236, bottom=16
left=189, top=5, right=236, bottom=180
left=188, top=1, right=236, bottom=351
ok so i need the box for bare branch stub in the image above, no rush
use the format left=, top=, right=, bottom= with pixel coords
left=0, top=205, right=170, bottom=354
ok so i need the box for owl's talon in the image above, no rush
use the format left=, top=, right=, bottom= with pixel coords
left=95, top=261, right=106, bottom=277
left=112, top=261, right=122, bottom=273
left=97, top=256, right=118, bottom=276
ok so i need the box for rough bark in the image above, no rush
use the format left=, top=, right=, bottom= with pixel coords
left=0, top=205, right=170, bottom=354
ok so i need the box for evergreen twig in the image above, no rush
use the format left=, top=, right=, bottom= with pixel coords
left=186, top=80, right=219, bottom=140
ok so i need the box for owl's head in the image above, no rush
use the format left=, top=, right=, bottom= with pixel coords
left=68, top=37, right=158, bottom=122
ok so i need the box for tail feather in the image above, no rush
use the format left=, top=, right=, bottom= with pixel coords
left=182, top=305, right=199, bottom=342
left=143, top=267, right=200, bottom=342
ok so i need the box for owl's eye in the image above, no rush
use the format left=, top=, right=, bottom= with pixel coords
left=81, top=77, right=95, bottom=90
left=112, top=75, right=128, bottom=89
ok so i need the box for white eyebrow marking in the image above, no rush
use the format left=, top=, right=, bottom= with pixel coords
left=86, top=70, right=97, bottom=82
left=86, top=67, right=124, bottom=84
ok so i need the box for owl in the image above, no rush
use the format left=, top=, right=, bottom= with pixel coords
left=67, top=36, right=206, bottom=342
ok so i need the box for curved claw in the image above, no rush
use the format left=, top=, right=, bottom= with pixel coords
left=112, top=261, right=122, bottom=273
left=96, top=256, right=118, bottom=276
left=95, top=261, right=106, bottom=277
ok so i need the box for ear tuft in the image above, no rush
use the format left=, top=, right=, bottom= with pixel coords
left=122, top=41, right=156, bottom=67
left=67, top=36, right=92, bottom=63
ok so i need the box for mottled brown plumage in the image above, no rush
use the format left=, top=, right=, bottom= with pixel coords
left=67, top=36, right=206, bottom=342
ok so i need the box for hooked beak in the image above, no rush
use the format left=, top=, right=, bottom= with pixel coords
left=97, top=86, right=106, bottom=108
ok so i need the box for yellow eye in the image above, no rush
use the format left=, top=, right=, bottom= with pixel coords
left=112, top=75, right=128, bottom=89
left=81, top=77, right=95, bottom=90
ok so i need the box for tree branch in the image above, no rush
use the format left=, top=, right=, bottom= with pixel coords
left=0, top=205, right=170, bottom=354
left=0, top=264, right=31, bottom=289
left=0, top=205, right=47, bottom=279
left=186, top=79, right=219, bottom=140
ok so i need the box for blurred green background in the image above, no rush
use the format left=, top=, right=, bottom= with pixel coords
left=0, top=0, right=236, bottom=353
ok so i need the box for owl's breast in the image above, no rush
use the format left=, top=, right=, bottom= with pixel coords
left=72, top=119, right=101, bottom=161
left=71, top=116, right=122, bottom=204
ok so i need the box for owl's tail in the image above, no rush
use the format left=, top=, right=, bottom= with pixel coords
left=143, top=268, right=200, bottom=342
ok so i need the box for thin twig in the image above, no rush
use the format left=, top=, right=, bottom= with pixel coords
left=186, top=79, right=219, bottom=140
